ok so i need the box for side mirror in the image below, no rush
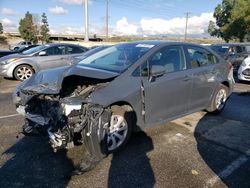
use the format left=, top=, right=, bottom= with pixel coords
left=38, top=51, right=47, bottom=56
left=149, top=65, right=165, bottom=82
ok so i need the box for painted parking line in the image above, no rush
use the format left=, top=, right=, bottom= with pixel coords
left=205, top=149, right=250, bottom=187
left=0, top=114, right=21, bottom=120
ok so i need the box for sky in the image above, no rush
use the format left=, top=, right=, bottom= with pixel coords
left=0, top=0, right=221, bottom=37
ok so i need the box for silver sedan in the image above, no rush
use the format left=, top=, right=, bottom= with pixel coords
left=0, top=43, right=88, bottom=81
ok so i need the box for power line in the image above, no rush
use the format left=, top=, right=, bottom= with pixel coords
left=184, top=12, right=191, bottom=41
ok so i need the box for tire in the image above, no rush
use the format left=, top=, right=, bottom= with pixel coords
left=107, top=105, right=134, bottom=153
left=207, top=84, right=229, bottom=114
left=14, top=65, right=34, bottom=81
left=14, top=47, right=19, bottom=51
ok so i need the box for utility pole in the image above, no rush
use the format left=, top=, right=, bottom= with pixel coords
left=105, top=0, right=109, bottom=41
left=84, top=0, right=89, bottom=42
left=184, top=12, right=191, bottom=41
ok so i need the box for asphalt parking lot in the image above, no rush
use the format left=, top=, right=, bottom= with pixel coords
left=0, top=77, right=250, bottom=188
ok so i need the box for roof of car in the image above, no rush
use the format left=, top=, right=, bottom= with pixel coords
left=211, top=43, right=249, bottom=46
left=120, top=40, right=203, bottom=46
left=43, top=43, right=86, bottom=47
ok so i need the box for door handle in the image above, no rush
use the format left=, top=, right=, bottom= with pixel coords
left=183, top=75, right=191, bottom=81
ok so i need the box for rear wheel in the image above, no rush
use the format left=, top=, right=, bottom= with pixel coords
left=207, top=84, right=229, bottom=114
left=14, top=65, right=34, bottom=81
left=107, top=105, right=133, bottom=152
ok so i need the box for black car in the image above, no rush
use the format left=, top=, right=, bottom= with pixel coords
left=0, top=45, right=40, bottom=58
left=209, top=43, right=248, bottom=69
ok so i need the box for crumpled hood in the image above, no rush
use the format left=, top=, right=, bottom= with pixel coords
left=18, top=64, right=119, bottom=94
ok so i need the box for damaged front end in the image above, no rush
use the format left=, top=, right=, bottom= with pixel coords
left=14, top=74, right=114, bottom=172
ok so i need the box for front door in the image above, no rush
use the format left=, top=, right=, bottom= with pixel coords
left=140, top=45, right=192, bottom=126
left=36, top=45, right=69, bottom=70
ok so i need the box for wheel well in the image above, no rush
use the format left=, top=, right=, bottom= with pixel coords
left=221, top=81, right=229, bottom=88
left=13, top=64, right=35, bottom=77
left=110, top=101, right=138, bottom=132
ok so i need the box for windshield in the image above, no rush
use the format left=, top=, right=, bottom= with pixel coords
left=210, top=45, right=229, bottom=55
left=21, top=45, right=46, bottom=55
left=78, top=43, right=153, bottom=73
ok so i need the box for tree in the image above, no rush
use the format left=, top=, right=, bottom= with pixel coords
left=0, top=22, right=3, bottom=34
left=19, top=11, right=37, bottom=43
left=208, top=0, right=250, bottom=42
left=40, top=13, right=50, bottom=43
left=227, top=0, right=250, bottom=41
left=208, top=0, right=234, bottom=42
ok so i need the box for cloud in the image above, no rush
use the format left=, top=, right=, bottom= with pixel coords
left=48, top=6, right=68, bottom=15
left=113, top=12, right=214, bottom=36
left=55, top=0, right=92, bottom=5
left=140, top=12, right=214, bottom=35
left=1, top=8, right=17, bottom=16
left=0, top=18, right=17, bottom=32
left=114, top=17, right=138, bottom=35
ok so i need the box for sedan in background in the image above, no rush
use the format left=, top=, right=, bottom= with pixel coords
left=209, top=44, right=248, bottom=69
left=0, top=43, right=88, bottom=81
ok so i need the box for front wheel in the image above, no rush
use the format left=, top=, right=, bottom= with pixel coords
left=14, top=65, right=34, bottom=81
left=107, top=105, right=133, bottom=152
left=207, top=84, right=229, bottom=114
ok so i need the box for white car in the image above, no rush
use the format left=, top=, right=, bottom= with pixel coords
left=9, top=41, right=33, bottom=51
left=238, top=56, right=250, bottom=82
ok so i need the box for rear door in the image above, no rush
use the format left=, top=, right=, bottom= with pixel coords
left=184, top=45, right=219, bottom=110
left=36, top=45, right=69, bottom=70
left=140, top=45, right=192, bottom=126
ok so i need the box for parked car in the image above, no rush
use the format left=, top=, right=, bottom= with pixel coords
left=0, top=44, right=40, bottom=58
left=243, top=43, right=250, bottom=54
left=9, top=41, right=33, bottom=51
left=13, top=41, right=234, bottom=172
left=0, top=43, right=88, bottom=81
left=209, top=43, right=248, bottom=69
left=238, top=55, right=250, bottom=82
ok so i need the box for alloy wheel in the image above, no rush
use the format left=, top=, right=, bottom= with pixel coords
left=107, top=114, right=128, bottom=151
left=16, top=66, right=33, bottom=81
left=215, top=89, right=227, bottom=110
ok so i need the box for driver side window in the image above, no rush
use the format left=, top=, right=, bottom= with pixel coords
left=136, top=46, right=186, bottom=76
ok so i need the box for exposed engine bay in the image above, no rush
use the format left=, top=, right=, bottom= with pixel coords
left=16, top=75, right=114, bottom=173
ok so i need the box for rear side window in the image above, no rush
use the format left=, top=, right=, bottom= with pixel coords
left=45, top=46, right=66, bottom=55
left=187, top=46, right=217, bottom=68
left=67, top=46, right=87, bottom=54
